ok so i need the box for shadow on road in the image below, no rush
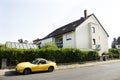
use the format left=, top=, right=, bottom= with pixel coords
left=5, top=71, right=19, bottom=76
left=4, top=70, right=50, bottom=76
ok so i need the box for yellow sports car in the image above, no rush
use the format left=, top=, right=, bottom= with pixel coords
left=16, top=58, right=57, bottom=75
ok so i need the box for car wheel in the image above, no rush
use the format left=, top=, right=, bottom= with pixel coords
left=23, top=68, right=31, bottom=75
left=48, top=66, right=54, bottom=72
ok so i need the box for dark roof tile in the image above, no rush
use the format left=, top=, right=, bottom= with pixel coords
left=117, top=37, right=120, bottom=44
left=43, top=17, right=85, bottom=39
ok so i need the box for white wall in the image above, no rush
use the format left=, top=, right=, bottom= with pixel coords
left=63, top=31, right=75, bottom=48
left=88, top=15, right=108, bottom=56
left=90, top=16, right=108, bottom=56
left=75, top=15, right=108, bottom=56
left=75, top=20, right=90, bottom=50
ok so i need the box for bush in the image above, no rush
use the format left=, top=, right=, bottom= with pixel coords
left=108, top=49, right=120, bottom=59
left=87, top=51, right=99, bottom=61
left=0, top=47, right=99, bottom=66
left=41, top=42, right=58, bottom=48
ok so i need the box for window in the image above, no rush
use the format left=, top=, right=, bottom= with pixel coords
left=23, top=44, right=28, bottom=49
left=11, top=43, right=16, bottom=48
left=39, top=60, right=46, bottom=64
left=6, top=42, right=11, bottom=48
left=118, top=45, right=120, bottom=48
left=19, top=44, right=24, bottom=49
left=15, top=43, right=20, bottom=48
left=91, top=27, right=95, bottom=33
left=66, top=33, right=72, bottom=40
left=32, top=59, right=39, bottom=64
left=73, top=24, right=77, bottom=27
left=62, top=28, right=66, bottom=31
left=93, top=39, right=96, bottom=45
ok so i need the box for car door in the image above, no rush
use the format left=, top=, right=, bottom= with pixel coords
left=36, top=60, right=49, bottom=71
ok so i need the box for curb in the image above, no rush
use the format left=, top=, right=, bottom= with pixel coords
left=0, top=69, right=14, bottom=76
left=0, top=59, right=120, bottom=76
left=57, top=59, right=120, bottom=70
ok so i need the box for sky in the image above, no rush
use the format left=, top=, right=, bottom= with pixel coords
left=0, top=0, right=119, bottom=47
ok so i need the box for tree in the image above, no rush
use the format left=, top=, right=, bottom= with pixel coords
left=41, top=42, right=58, bottom=48
left=18, top=39, right=23, bottom=43
left=24, top=40, right=28, bottom=44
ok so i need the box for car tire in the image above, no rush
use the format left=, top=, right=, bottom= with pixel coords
left=23, top=68, right=31, bottom=75
left=48, top=66, right=54, bottom=72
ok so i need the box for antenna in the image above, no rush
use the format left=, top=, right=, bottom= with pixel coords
left=53, top=24, right=56, bottom=30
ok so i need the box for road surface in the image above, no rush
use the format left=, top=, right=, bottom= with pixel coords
left=1, top=61, right=120, bottom=80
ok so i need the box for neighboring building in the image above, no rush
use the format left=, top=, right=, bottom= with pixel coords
left=33, top=38, right=41, bottom=45
left=5, top=42, right=38, bottom=49
left=33, top=38, right=41, bottom=48
left=112, top=37, right=120, bottom=49
left=35, top=10, right=109, bottom=56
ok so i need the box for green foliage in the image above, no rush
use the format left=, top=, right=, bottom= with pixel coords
left=108, top=52, right=113, bottom=59
left=0, top=47, right=99, bottom=66
left=0, top=44, right=5, bottom=48
left=41, top=42, right=58, bottom=48
left=108, top=48, right=120, bottom=59
left=87, top=51, right=99, bottom=61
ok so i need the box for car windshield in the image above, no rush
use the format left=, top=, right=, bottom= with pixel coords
left=31, top=59, right=39, bottom=64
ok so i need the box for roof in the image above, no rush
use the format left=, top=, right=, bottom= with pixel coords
left=117, top=37, right=120, bottom=44
left=5, top=42, right=38, bottom=49
left=43, top=17, right=85, bottom=39
left=33, top=38, right=41, bottom=45
left=42, top=14, right=109, bottom=40
left=91, top=14, right=109, bottom=37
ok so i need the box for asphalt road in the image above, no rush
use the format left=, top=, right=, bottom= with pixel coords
left=1, top=62, right=120, bottom=80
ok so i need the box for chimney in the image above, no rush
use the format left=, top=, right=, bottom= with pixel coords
left=114, top=38, right=117, bottom=41
left=84, top=10, right=87, bottom=18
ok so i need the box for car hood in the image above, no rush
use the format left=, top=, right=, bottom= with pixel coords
left=16, top=62, right=33, bottom=67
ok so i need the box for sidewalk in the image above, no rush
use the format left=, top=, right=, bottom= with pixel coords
left=57, top=59, right=120, bottom=70
left=0, top=59, right=120, bottom=76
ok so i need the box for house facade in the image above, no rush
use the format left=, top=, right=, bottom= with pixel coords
left=39, top=10, right=109, bottom=56
left=112, top=37, right=120, bottom=49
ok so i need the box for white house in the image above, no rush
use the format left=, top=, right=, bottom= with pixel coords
left=112, top=37, right=120, bottom=49
left=40, top=10, right=109, bottom=56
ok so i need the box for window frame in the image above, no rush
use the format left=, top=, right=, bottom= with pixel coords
left=93, top=39, right=96, bottom=45
left=91, top=27, right=95, bottom=33
left=66, top=33, right=72, bottom=40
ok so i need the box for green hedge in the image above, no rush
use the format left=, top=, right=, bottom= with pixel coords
left=108, top=49, right=120, bottom=59
left=0, top=48, right=99, bottom=66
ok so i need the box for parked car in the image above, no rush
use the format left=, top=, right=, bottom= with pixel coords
left=16, top=58, right=57, bottom=75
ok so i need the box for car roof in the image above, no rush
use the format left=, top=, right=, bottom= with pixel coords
left=36, top=58, right=47, bottom=61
